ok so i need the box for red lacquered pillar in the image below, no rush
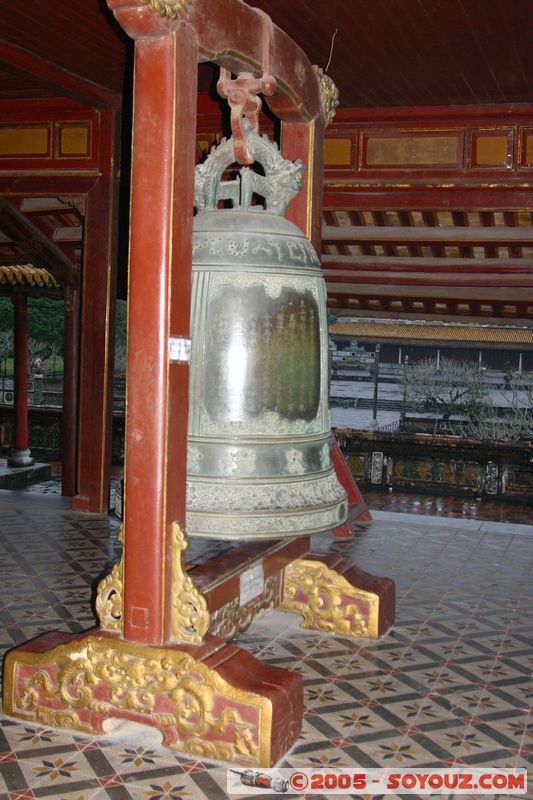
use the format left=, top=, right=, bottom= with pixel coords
left=61, top=286, right=80, bottom=496
left=281, top=116, right=326, bottom=255
left=71, top=109, right=119, bottom=513
left=108, top=9, right=198, bottom=645
left=8, top=293, right=34, bottom=468
left=282, top=108, right=370, bottom=534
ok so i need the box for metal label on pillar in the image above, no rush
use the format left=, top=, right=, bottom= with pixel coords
left=169, top=336, right=192, bottom=363
left=240, top=564, right=265, bottom=606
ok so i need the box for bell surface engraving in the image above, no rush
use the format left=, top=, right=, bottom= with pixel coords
left=203, top=284, right=320, bottom=425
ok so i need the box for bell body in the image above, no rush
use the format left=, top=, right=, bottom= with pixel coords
left=186, top=207, right=347, bottom=539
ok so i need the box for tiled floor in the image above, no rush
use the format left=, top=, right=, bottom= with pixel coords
left=0, top=490, right=531, bottom=799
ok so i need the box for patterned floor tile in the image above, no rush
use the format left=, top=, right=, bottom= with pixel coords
left=283, top=742, right=358, bottom=768
left=15, top=750, right=96, bottom=790
left=0, top=491, right=531, bottom=799
left=447, top=686, right=525, bottom=717
left=378, top=695, right=459, bottom=727
left=1, top=724, right=77, bottom=754
left=126, top=770, right=226, bottom=800
left=308, top=703, right=401, bottom=740
left=346, top=731, right=439, bottom=767
left=419, top=722, right=521, bottom=762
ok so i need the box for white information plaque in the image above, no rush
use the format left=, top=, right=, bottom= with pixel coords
left=239, top=564, right=265, bottom=606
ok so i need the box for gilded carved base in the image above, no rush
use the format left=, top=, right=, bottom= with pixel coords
left=279, top=558, right=393, bottom=639
left=4, top=631, right=302, bottom=767
left=210, top=574, right=282, bottom=641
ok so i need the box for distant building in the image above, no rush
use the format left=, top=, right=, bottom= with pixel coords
left=329, top=318, right=533, bottom=372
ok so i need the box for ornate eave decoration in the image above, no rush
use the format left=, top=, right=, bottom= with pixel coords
left=0, top=265, right=59, bottom=289
left=139, top=0, right=192, bottom=20
left=314, top=66, right=339, bottom=127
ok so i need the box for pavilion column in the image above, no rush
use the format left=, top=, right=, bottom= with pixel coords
left=282, top=107, right=372, bottom=532
left=61, top=286, right=80, bottom=496
left=120, top=26, right=198, bottom=645
left=281, top=117, right=326, bottom=254
left=8, top=293, right=33, bottom=467
left=71, top=109, right=119, bottom=513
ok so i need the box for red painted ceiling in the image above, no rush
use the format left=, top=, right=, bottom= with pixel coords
left=2, top=0, right=533, bottom=321
left=1, top=0, right=533, bottom=108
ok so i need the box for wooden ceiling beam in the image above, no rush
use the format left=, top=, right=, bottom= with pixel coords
left=323, top=187, right=533, bottom=212
left=20, top=198, right=83, bottom=214
left=324, top=281, right=532, bottom=302
left=0, top=198, right=78, bottom=287
left=53, top=227, right=83, bottom=243
left=322, top=255, right=533, bottom=274
left=0, top=42, right=121, bottom=109
left=322, top=224, right=533, bottom=245
left=322, top=271, right=533, bottom=288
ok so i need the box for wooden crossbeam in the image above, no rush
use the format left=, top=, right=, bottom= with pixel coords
left=322, top=225, right=533, bottom=244
left=323, top=271, right=533, bottom=287
left=325, top=282, right=532, bottom=301
left=0, top=41, right=120, bottom=109
left=322, top=255, right=533, bottom=274
left=20, top=198, right=72, bottom=214
left=0, top=198, right=78, bottom=287
left=327, top=300, right=533, bottom=321
left=53, top=227, right=83, bottom=243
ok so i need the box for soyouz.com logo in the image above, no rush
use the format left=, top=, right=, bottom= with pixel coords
left=227, top=767, right=527, bottom=795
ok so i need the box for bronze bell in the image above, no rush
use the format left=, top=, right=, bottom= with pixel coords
left=186, top=129, right=347, bottom=539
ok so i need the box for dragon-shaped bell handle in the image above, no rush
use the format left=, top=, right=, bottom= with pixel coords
left=194, top=122, right=305, bottom=216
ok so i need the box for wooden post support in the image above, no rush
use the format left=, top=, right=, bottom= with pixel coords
left=8, top=293, right=33, bottom=468
left=119, top=26, right=197, bottom=646
left=71, top=109, right=119, bottom=513
left=282, top=96, right=370, bottom=536
left=282, top=117, right=326, bottom=255
left=61, top=286, right=80, bottom=497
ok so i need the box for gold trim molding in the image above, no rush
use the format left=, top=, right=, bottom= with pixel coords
left=139, top=0, right=192, bottom=19
left=315, top=67, right=339, bottom=127
left=210, top=575, right=281, bottom=641
left=95, top=525, right=124, bottom=632
left=171, top=522, right=210, bottom=643
left=280, top=558, right=379, bottom=638
left=6, top=635, right=272, bottom=766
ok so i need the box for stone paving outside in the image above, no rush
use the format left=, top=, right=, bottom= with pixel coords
left=330, top=372, right=532, bottom=432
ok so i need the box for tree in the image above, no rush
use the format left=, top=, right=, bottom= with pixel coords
left=403, top=357, right=533, bottom=442
left=0, top=298, right=12, bottom=331
left=28, top=298, right=64, bottom=355
left=45, top=340, right=63, bottom=380
left=455, top=372, right=533, bottom=442
left=402, top=357, right=487, bottom=420
left=0, top=330, right=13, bottom=377
left=114, top=341, right=127, bottom=378
left=28, top=337, right=50, bottom=372
left=114, top=300, right=127, bottom=382
left=115, top=299, right=127, bottom=350
left=0, top=329, right=13, bottom=360
left=0, top=297, right=64, bottom=355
